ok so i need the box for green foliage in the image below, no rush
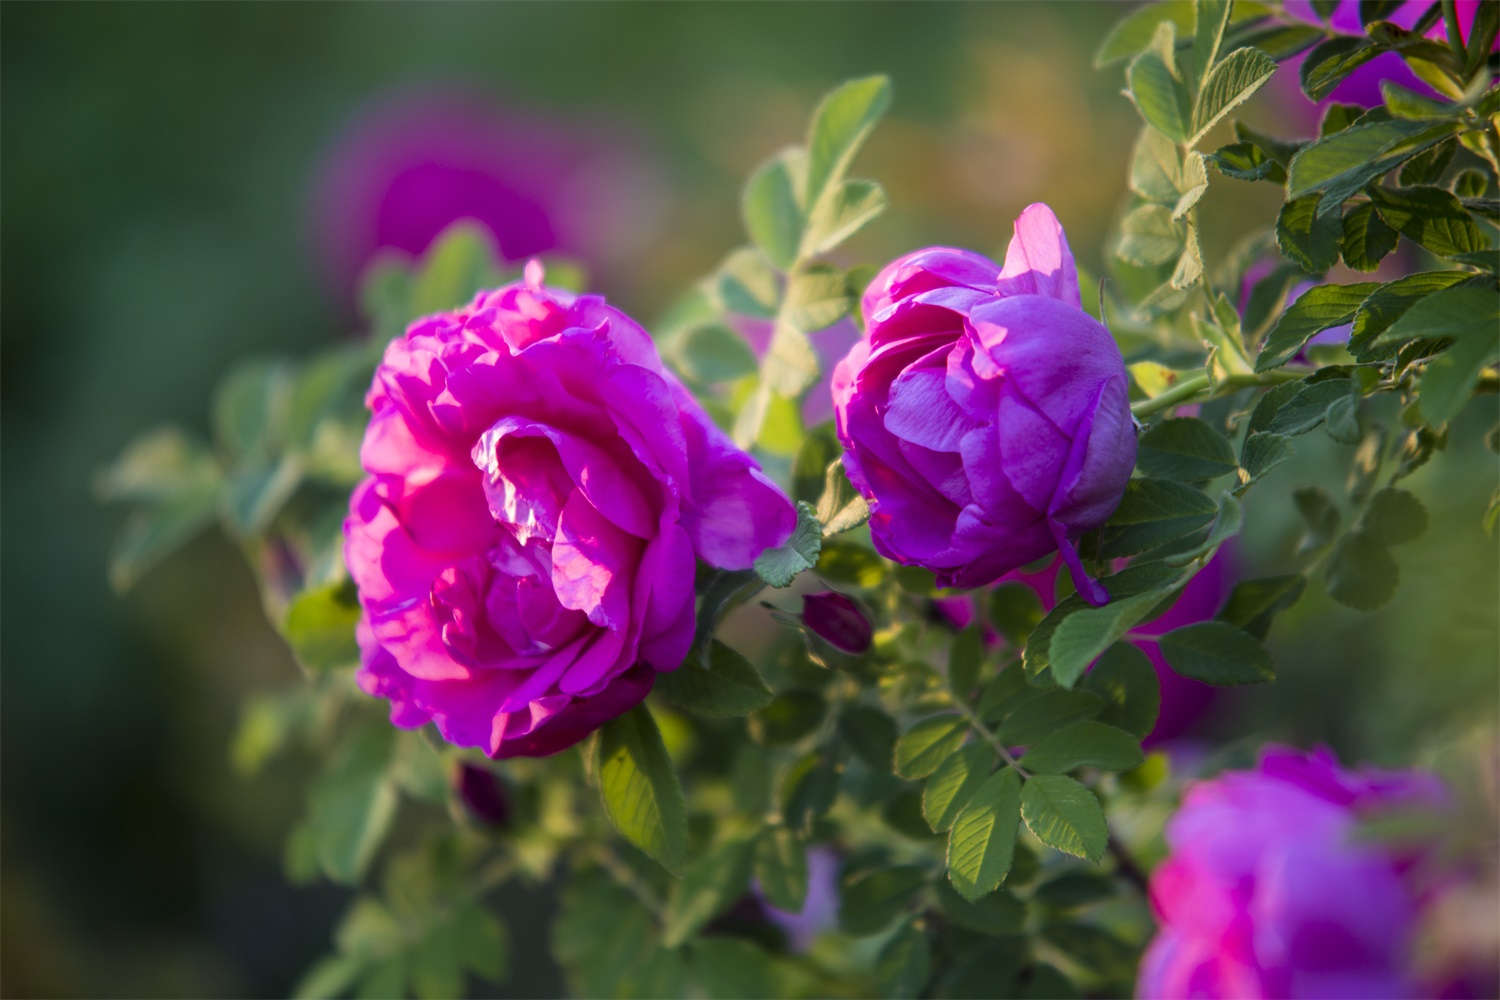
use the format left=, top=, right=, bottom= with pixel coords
left=947, top=768, right=1022, bottom=900
left=753, top=501, right=824, bottom=587
left=593, top=707, right=688, bottom=872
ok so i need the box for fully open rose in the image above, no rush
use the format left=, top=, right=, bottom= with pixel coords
left=345, top=264, right=795, bottom=757
left=831, top=203, right=1135, bottom=605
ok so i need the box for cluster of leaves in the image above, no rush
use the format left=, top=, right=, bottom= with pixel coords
left=99, top=11, right=1499, bottom=995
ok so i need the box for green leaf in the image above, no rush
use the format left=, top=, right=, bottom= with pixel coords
left=1294, top=485, right=1343, bottom=552
left=1341, top=202, right=1400, bottom=272
left=1033, top=871, right=1118, bottom=909
left=1225, top=21, right=1325, bottom=60
left=294, top=956, right=364, bottom=1000
left=895, top=715, right=969, bottom=779
left=815, top=458, right=870, bottom=537
left=670, top=323, right=759, bottom=384
left=1099, top=479, right=1219, bottom=558
left=804, top=75, right=892, bottom=214
left=1300, top=36, right=1380, bottom=101
left=1419, top=331, right=1500, bottom=426
left=1287, top=118, right=1453, bottom=208
left=923, top=743, right=994, bottom=833
left=1276, top=194, right=1343, bottom=273
left=1324, top=393, right=1362, bottom=444
left=1219, top=574, right=1307, bottom=639
left=994, top=688, right=1106, bottom=748
left=1095, top=1, right=1193, bottom=67
left=97, top=426, right=221, bottom=503
left=307, top=720, right=398, bottom=883
left=1020, top=721, right=1145, bottom=774
left=949, top=626, right=985, bottom=697
left=1374, top=284, right=1499, bottom=423
left=1241, top=431, right=1294, bottom=480
left=1172, top=153, right=1210, bottom=219
left=282, top=579, right=361, bottom=672
left=1398, top=138, right=1457, bottom=184
left=1369, top=185, right=1489, bottom=258
left=1020, top=776, right=1108, bottom=862
left=781, top=753, right=839, bottom=832
left=1325, top=530, right=1399, bottom=609
left=222, top=453, right=303, bottom=537
left=1265, top=376, right=1356, bottom=436
left=1117, top=204, right=1183, bottom=266
left=947, top=768, right=1023, bottom=901
left=1158, top=621, right=1275, bottom=684
left=595, top=706, right=688, bottom=872
left=664, top=837, right=755, bottom=947
left=1081, top=642, right=1161, bottom=739
left=552, top=868, right=659, bottom=997
left=714, top=246, right=780, bottom=318
left=1138, top=417, right=1237, bottom=481
left=1190, top=46, right=1276, bottom=145
left=876, top=921, right=932, bottom=999
left=839, top=864, right=927, bottom=936
left=1208, top=141, right=1286, bottom=183
left=749, top=691, right=826, bottom=745
left=1047, top=590, right=1175, bottom=688
left=753, top=827, right=808, bottom=912
left=1349, top=271, right=1474, bottom=353
left=1256, top=284, right=1376, bottom=371
left=935, top=881, right=1025, bottom=935
left=1022, top=563, right=1184, bottom=679
left=989, top=583, right=1046, bottom=647
left=1131, top=127, right=1186, bottom=203
left=407, top=222, right=502, bottom=316
left=784, top=263, right=854, bottom=334
left=742, top=150, right=805, bottom=270
left=754, top=501, right=823, bottom=587
left=840, top=704, right=899, bottom=772
left=105, top=490, right=221, bottom=593
left=1320, top=102, right=1365, bottom=137
left=1191, top=0, right=1233, bottom=77
left=1129, top=22, right=1192, bottom=142
left=1361, top=487, right=1428, bottom=545
left=803, top=178, right=887, bottom=257
left=688, top=938, right=779, bottom=1000
left=656, top=640, right=773, bottom=717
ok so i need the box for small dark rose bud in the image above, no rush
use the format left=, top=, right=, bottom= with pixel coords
left=453, top=761, right=511, bottom=828
left=801, top=591, right=873, bottom=654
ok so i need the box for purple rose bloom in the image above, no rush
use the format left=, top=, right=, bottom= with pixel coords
left=311, top=90, right=658, bottom=304
left=832, top=204, right=1136, bottom=605
left=1141, top=746, right=1448, bottom=999
left=344, top=264, right=795, bottom=757
left=1269, top=0, right=1494, bottom=130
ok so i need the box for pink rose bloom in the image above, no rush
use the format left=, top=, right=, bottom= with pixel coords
left=1140, top=746, right=1448, bottom=999
left=345, top=264, right=795, bottom=757
left=832, top=204, right=1136, bottom=605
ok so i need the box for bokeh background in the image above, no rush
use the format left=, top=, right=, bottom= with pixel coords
left=2, top=3, right=1495, bottom=996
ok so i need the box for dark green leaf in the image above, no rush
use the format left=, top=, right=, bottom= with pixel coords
left=989, top=584, right=1046, bottom=647
left=839, top=704, right=899, bottom=771
left=1415, top=319, right=1500, bottom=427
left=1453, top=167, right=1490, bottom=199
left=923, top=743, right=994, bottom=833
left=1046, top=591, right=1175, bottom=689
left=935, top=881, right=1026, bottom=935
left=781, top=753, right=839, bottom=832
left=1158, top=621, right=1275, bottom=684
left=1300, top=36, right=1380, bottom=100
left=1241, top=431, right=1294, bottom=480
left=876, top=921, right=932, bottom=999
left=1208, top=141, right=1285, bottom=183
left=1276, top=194, right=1344, bottom=273
left=1138, top=417, right=1237, bottom=481
left=1325, top=530, right=1399, bottom=609
left=839, top=865, right=927, bottom=935
left=1257, top=284, right=1374, bottom=371
left=1398, top=138, right=1457, bottom=184
left=949, top=627, right=985, bottom=697
left=1094, top=1, right=1193, bottom=67
left=664, top=837, right=755, bottom=947
left=1020, top=720, right=1145, bottom=774
left=995, top=689, right=1106, bottom=747
left=1361, top=487, right=1428, bottom=545
left=895, top=715, right=969, bottom=779
left=1287, top=119, right=1453, bottom=208
left=595, top=707, right=687, bottom=872
left=1081, top=642, right=1161, bottom=739
left=1099, top=479, right=1218, bottom=558
left=1294, top=485, right=1343, bottom=551
left=1359, top=0, right=1404, bottom=26
left=1320, top=102, right=1365, bottom=137
left=1020, top=775, right=1108, bottom=862
left=1341, top=203, right=1400, bottom=272
left=688, top=938, right=778, bottom=1000
left=1325, top=394, right=1362, bottom=444
left=754, top=501, right=823, bottom=587
left=753, top=827, right=808, bottom=913
left=750, top=691, right=826, bottom=745
left=656, top=640, right=774, bottom=717
left=1033, top=871, right=1117, bottom=909
left=947, top=768, right=1023, bottom=900
left=1022, top=562, right=1185, bottom=678
left=1219, top=574, right=1307, bottom=639
left=1349, top=271, right=1474, bottom=354
left=1369, top=185, right=1489, bottom=258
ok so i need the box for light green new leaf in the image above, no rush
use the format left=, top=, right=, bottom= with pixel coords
left=1190, top=46, right=1276, bottom=145
left=1117, top=204, right=1183, bottom=266
left=742, top=149, right=805, bottom=270
left=804, top=75, right=892, bottom=214
left=947, top=768, right=1022, bottom=901
left=1020, top=775, right=1108, bottom=862
left=283, top=579, right=361, bottom=672
left=895, top=715, right=969, bottom=779
left=923, top=743, right=994, bottom=833
left=803, top=178, right=887, bottom=257
left=595, top=706, right=688, bottom=872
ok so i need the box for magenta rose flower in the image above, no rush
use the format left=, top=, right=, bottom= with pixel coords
left=1141, top=746, right=1449, bottom=999
left=833, top=203, right=1136, bottom=604
left=345, top=264, right=795, bottom=757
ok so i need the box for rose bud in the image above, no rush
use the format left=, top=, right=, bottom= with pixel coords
left=453, top=761, right=511, bottom=828
left=801, top=591, right=872, bottom=654
left=345, top=262, right=795, bottom=757
left=831, top=204, right=1135, bottom=606
left=1141, top=746, right=1451, bottom=999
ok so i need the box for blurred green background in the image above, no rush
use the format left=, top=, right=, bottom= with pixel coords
left=2, top=3, right=1494, bottom=997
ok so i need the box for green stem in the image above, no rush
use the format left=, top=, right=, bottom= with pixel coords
left=1130, top=368, right=1308, bottom=420
left=943, top=688, right=1030, bottom=779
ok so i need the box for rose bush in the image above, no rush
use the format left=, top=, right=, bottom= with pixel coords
left=832, top=203, right=1135, bottom=604
left=345, top=263, right=794, bottom=757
